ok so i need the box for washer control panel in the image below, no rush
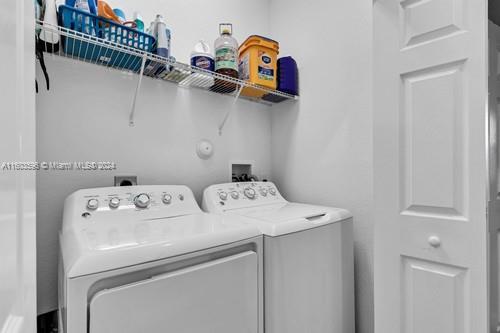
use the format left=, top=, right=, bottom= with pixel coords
left=82, top=190, right=184, bottom=211
left=202, top=182, right=286, bottom=213
left=63, top=185, right=201, bottom=231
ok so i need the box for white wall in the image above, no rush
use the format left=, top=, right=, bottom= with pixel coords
left=268, top=1, right=373, bottom=333
left=36, top=0, right=271, bottom=314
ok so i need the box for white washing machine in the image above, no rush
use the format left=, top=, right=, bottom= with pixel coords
left=202, top=182, right=355, bottom=333
left=59, top=185, right=263, bottom=333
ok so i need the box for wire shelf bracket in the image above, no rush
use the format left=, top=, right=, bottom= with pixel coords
left=129, top=54, right=147, bottom=126
left=218, top=85, right=244, bottom=135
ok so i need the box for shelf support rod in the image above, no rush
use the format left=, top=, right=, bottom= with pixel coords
left=129, top=53, right=148, bottom=127
left=218, top=85, right=243, bottom=135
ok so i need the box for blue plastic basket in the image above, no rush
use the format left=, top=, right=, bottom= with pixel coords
left=58, top=5, right=155, bottom=71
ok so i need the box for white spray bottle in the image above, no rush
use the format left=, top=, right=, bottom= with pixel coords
left=154, top=15, right=170, bottom=59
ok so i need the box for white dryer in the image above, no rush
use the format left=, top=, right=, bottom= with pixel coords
left=59, top=185, right=263, bottom=333
left=202, top=182, right=355, bottom=333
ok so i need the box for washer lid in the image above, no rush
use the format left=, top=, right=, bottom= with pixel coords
left=61, top=212, right=261, bottom=278
left=227, top=202, right=352, bottom=236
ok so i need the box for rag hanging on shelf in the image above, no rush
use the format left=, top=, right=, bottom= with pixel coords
left=35, top=35, right=50, bottom=93
left=35, top=0, right=50, bottom=92
left=39, top=0, right=60, bottom=53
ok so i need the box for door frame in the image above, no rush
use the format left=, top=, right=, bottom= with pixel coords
left=0, top=1, right=37, bottom=332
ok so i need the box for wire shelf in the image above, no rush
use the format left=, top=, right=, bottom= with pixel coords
left=36, top=20, right=298, bottom=106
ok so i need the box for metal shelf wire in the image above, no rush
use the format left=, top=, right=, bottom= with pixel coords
left=36, top=20, right=297, bottom=130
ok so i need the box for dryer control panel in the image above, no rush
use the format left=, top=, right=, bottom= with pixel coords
left=202, top=182, right=287, bottom=213
left=62, top=185, right=201, bottom=232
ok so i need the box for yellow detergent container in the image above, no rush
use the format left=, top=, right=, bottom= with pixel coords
left=238, top=35, right=279, bottom=98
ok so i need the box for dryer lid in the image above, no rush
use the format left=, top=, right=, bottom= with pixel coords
left=61, top=212, right=261, bottom=277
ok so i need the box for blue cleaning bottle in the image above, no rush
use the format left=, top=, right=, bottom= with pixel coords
left=74, top=0, right=97, bottom=35
left=69, top=0, right=96, bottom=13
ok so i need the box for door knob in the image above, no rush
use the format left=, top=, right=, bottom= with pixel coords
left=428, top=235, right=441, bottom=248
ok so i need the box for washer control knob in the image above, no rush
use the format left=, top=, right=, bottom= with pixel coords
left=178, top=194, right=185, bottom=201
left=87, top=198, right=99, bottom=210
left=231, top=191, right=239, bottom=200
left=244, top=188, right=256, bottom=200
left=260, top=188, right=268, bottom=197
left=219, top=192, right=228, bottom=201
left=269, top=188, right=277, bottom=196
left=162, top=194, right=172, bottom=204
left=109, top=197, right=120, bottom=209
left=134, top=193, right=150, bottom=209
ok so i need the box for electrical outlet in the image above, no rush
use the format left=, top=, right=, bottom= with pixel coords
left=114, top=175, right=137, bottom=186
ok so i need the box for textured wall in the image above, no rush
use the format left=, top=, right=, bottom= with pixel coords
left=269, top=0, right=374, bottom=332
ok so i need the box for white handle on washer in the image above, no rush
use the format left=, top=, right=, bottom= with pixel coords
left=305, top=213, right=330, bottom=224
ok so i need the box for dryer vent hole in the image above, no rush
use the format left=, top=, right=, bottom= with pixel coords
left=114, top=176, right=138, bottom=187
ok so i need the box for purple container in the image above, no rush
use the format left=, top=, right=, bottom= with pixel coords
left=277, top=56, right=299, bottom=96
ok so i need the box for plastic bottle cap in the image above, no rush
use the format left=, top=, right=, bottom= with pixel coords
left=193, top=40, right=211, bottom=54
left=134, top=11, right=143, bottom=20
left=219, top=23, right=232, bottom=35
left=155, top=14, right=165, bottom=24
left=191, top=40, right=213, bottom=60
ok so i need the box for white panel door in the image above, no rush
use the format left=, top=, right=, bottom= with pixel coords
left=374, top=0, right=489, bottom=332
left=0, top=1, right=36, bottom=333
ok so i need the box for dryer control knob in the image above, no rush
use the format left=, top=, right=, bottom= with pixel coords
left=231, top=191, right=239, bottom=200
left=219, top=192, right=228, bottom=201
left=269, top=188, right=277, bottom=196
left=260, top=189, right=268, bottom=196
left=87, top=198, right=99, bottom=210
left=109, top=197, right=120, bottom=209
left=244, top=188, right=256, bottom=200
left=162, top=194, right=172, bottom=204
left=134, top=193, right=150, bottom=209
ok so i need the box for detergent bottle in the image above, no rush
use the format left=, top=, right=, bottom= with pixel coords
left=148, top=15, right=172, bottom=76
left=153, top=15, right=170, bottom=59
left=133, top=11, right=144, bottom=32
left=191, top=40, right=214, bottom=71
